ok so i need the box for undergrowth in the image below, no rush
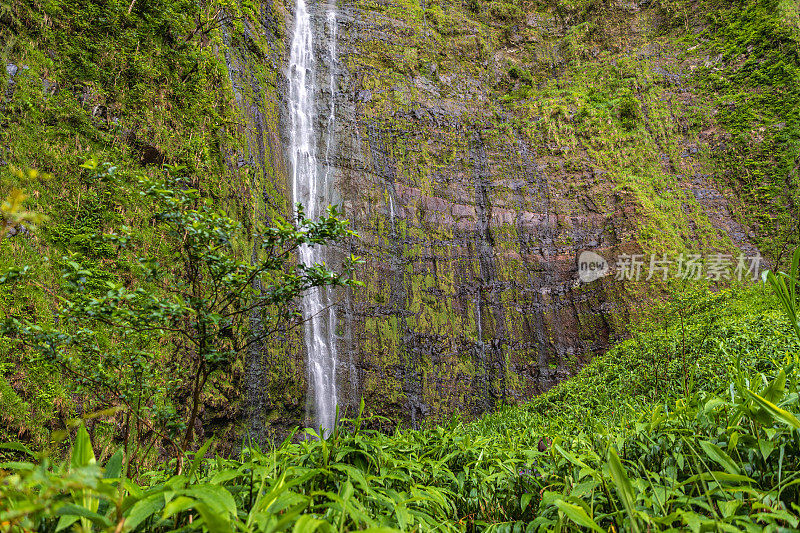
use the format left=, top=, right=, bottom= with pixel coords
left=3, top=258, right=800, bottom=531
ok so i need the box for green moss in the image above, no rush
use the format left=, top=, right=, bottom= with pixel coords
left=690, top=0, right=800, bottom=262
left=0, top=0, right=286, bottom=448
left=489, top=2, right=523, bottom=23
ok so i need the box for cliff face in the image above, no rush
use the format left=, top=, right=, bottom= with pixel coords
left=239, top=0, right=799, bottom=434
left=2, top=0, right=796, bottom=445
left=0, top=0, right=280, bottom=447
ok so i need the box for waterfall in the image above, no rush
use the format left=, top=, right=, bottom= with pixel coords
left=288, top=0, right=339, bottom=435
left=387, top=190, right=396, bottom=234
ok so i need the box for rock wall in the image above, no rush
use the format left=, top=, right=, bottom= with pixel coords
left=241, top=0, right=795, bottom=436
left=5, top=0, right=793, bottom=451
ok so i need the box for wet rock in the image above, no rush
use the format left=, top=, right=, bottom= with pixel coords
left=233, top=0, right=770, bottom=440
left=140, top=145, right=165, bottom=166
left=76, top=85, right=95, bottom=105
left=123, top=131, right=165, bottom=167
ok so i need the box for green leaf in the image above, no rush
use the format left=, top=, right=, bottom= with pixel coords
left=729, top=431, right=740, bottom=449
left=0, top=461, right=34, bottom=470
left=187, top=438, right=214, bottom=482
left=682, top=471, right=755, bottom=485
left=766, top=270, right=800, bottom=340
left=124, top=493, right=165, bottom=531
left=607, top=447, right=640, bottom=533
left=265, top=501, right=313, bottom=532
left=704, top=398, right=726, bottom=413
left=681, top=510, right=702, bottom=533
left=69, top=422, right=99, bottom=528
left=54, top=504, right=111, bottom=529
left=698, top=440, right=741, bottom=475
left=758, top=439, right=776, bottom=461
left=55, top=514, right=79, bottom=532
left=521, top=493, right=533, bottom=511
left=104, top=449, right=124, bottom=479
left=162, top=496, right=196, bottom=519
left=745, top=389, right=800, bottom=430
left=292, top=515, right=327, bottom=533
left=554, top=443, right=591, bottom=470
left=555, top=499, right=603, bottom=532
left=71, top=422, right=96, bottom=469
left=394, top=502, right=410, bottom=531
left=763, top=370, right=787, bottom=403
left=182, top=484, right=236, bottom=518
left=719, top=499, right=741, bottom=518
left=0, top=442, right=35, bottom=457
left=753, top=509, right=800, bottom=528
left=195, top=502, right=233, bottom=533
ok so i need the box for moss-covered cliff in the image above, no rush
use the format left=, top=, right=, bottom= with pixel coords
left=1, top=0, right=798, bottom=445
left=0, top=0, right=291, bottom=448
left=318, top=0, right=800, bottom=427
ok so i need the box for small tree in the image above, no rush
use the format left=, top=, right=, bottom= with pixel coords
left=0, top=161, right=361, bottom=467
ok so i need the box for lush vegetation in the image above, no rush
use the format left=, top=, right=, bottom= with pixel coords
left=3, top=0, right=800, bottom=530
left=2, top=250, right=799, bottom=531
left=1, top=0, right=287, bottom=447
left=694, top=0, right=800, bottom=262
left=1, top=161, right=359, bottom=474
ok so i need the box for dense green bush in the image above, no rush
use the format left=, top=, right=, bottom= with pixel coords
left=3, top=359, right=800, bottom=531
left=0, top=0, right=282, bottom=448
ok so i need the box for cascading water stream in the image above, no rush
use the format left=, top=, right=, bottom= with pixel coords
left=288, top=0, right=339, bottom=435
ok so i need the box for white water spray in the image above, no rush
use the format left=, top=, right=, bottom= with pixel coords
left=288, top=0, right=339, bottom=435
left=388, top=194, right=394, bottom=219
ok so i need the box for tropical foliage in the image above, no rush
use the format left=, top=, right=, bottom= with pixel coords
left=2, top=250, right=799, bottom=531
left=1, top=162, right=360, bottom=473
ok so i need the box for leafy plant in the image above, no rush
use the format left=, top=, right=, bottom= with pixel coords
left=0, top=168, right=48, bottom=244
left=0, top=161, right=361, bottom=470
left=3, top=277, right=800, bottom=531
left=764, top=246, right=800, bottom=339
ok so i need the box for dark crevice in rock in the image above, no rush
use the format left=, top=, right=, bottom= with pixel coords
left=468, top=129, right=508, bottom=414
